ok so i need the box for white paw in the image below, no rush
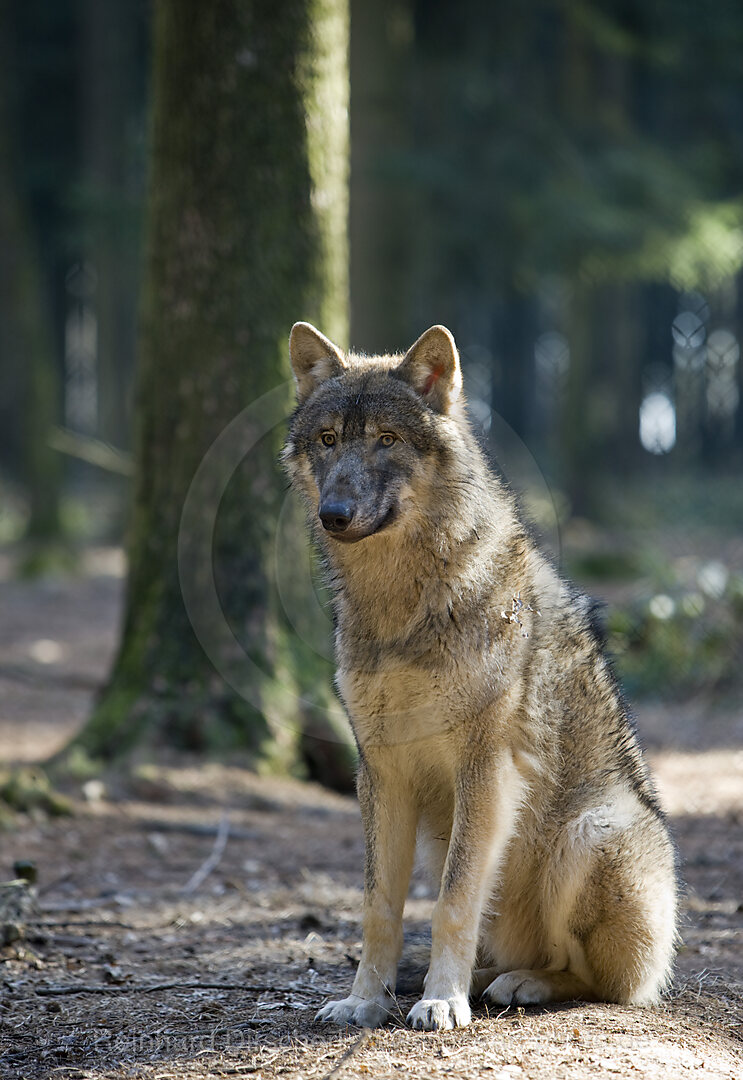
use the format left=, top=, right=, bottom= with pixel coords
left=483, top=970, right=553, bottom=1006
left=315, top=994, right=390, bottom=1028
left=407, top=994, right=471, bottom=1031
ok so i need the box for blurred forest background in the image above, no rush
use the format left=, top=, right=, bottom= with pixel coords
left=1, top=0, right=742, bottom=782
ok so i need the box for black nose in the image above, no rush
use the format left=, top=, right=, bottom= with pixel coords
left=319, top=500, right=355, bottom=533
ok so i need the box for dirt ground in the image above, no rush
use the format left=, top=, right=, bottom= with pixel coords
left=0, top=549, right=742, bottom=1080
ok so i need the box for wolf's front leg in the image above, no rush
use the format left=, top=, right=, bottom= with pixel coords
left=408, top=746, right=525, bottom=1031
left=316, top=755, right=418, bottom=1028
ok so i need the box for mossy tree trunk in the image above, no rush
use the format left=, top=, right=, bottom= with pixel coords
left=68, top=0, right=351, bottom=782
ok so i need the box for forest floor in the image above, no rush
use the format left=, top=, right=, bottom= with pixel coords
left=0, top=546, right=742, bottom=1080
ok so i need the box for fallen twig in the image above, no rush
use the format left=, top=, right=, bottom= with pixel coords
left=39, top=898, right=128, bottom=914
left=33, top=919, right=138, bottom=930
left=34, top=981, right=282, bottom=997
left=320, top=1029, right=371, bottom=1080
left=181, top=813, right=230, bottom=894
left=137, top=820, right=260, bottom=840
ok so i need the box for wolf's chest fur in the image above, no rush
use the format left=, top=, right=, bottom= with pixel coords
left=333, top=554, right=532, bottom=747
left=334, top=590, right=528, bottom=750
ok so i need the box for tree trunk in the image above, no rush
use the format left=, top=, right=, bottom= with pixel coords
left=349, top=0, right=414, bottom=351
left=80, top=0, right=147, bottom=454
left=68, top=0, right=352, bottom=784
left=0, top=0, right=61, bottom=542
left=561, top=282, right=594, bottom=514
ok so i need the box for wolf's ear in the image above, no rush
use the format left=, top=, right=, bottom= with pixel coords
left=397, top=325, right=462, bottom=413
left=289, top=322, right=345, bottom=402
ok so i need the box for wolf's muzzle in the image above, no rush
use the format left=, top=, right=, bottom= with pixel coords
left=319, top=500, right=355, bottom=534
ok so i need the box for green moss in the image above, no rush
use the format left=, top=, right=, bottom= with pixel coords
left=17, top=543, right=78, bottom=580
left=0, top=768, right=72, bottom=817
left=53, top=745, right=104, bottom=783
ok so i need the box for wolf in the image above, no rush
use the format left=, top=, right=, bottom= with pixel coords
left=283, top=321, right=678, bottom=1032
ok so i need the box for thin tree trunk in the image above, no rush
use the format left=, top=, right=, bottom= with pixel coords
left=0, top=0, right=61, bottom=541
left=80, top=0, right=146, bottom=454
left=349, top=0, right=413, bottom=351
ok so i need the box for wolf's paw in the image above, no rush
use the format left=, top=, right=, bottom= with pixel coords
left=483, top=971, right=552, bottom=1006
left=407, top=994, right=471, bottom=1031
left=483, top=969, right=590, bottom=1006
left=315, top=995, right=390, bottom=1028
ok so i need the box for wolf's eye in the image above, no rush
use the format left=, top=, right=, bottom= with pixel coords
left=379, top=433, right=396, bottom=447
left=320, top=431, right=336, bottom=447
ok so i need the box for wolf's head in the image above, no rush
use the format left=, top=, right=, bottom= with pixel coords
left=283, top=322, right=466, bottom=544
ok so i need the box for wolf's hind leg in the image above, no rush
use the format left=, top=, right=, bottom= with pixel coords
left=513, top=798, right=678, bottom=1007
left=565, top=812, right=677, bottom=1005
left=483, top=968, right=595, bottom=1006
left=481, top=797, right=677, bottom=1010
